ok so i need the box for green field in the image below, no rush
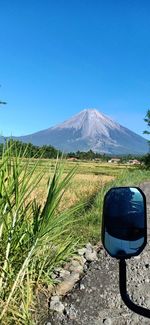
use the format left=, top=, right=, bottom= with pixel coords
left=0, top=150, right=150, bottom=324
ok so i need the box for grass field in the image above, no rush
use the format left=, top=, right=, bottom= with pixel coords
left=29, top=160, right=117, bottom=210
left=12, top=158, right=150, bottom=243
left=24, top=158, right=150, bottom=244
left=1, top=149, right=150, bottom=324
left=28, top=158, right=130, bottom=208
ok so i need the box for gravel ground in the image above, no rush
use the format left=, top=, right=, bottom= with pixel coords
left=46, top=182, right=150, bottom=325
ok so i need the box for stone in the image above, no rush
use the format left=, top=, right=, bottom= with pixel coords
left=84, top=242, right=98, bottom=262
left=54, top=272, right=80, bottom=296
left=85, top=249, right=98, bottom=262
left=145, top=297, right=150, bottom=308
left=50, top=295, right=59, bottom=303
left=103, top=318, right=112, bottom=324
left=67, top=304, right=77, bottom=320
left=69, top=259, right=84, bottom=273
left=85, top=242, right=93, bottom=251
left=83, top=264, right=88, bottom=271
left=51, top=272, right=57, bottom=280
left=54, top=267, right=62, bottom=273
left=80, top=255, right=86, bottom=265
left=134, top=256, right=141, bottom=260
left=78, top=248, right=86, bottom=255
left=59, top=269, right=71, bottom=279
left=50, top=296, right=65, bottom=313
left=80, top=283, right=85, bottom=290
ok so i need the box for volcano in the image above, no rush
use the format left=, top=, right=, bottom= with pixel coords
left=8, top=109, right=148, bottom=154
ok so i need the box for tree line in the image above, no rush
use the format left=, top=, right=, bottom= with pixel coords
left=0, top=139, right=145, bottom=163
left=0, top=140, right=61, bottom=159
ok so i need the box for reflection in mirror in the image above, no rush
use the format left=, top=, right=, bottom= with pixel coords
left=102, top=187, right=147, bottom=259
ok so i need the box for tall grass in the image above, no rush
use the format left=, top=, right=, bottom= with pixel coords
left=0, top=143, right=80, bottom=324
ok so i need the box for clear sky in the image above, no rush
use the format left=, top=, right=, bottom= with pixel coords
left=0, top=0, right=150, bottom=138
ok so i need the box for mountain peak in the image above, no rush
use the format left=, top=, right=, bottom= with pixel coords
left=80, top=108, right=107, bottom=117
left=81, top=108, right=107, bottom=120
left=53, top=108, right=121, bottom=139
left=82, top=108, right=99, bottom=113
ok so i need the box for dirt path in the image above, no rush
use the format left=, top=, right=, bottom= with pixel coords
left=47, top=182, right=150, bottom=325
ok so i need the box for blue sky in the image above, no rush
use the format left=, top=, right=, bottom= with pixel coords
left=0, top=0, right=150, bottom=138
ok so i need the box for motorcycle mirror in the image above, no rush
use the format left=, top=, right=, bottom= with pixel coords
left=102, top=187, right=147, bottom=259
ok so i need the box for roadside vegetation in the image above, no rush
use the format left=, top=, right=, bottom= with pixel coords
left=0, top=141, right=150, bottom=324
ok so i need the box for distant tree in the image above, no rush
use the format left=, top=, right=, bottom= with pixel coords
left=67, top=150, right=111, bottom=161
left=0, top=143, right=3, bottom=156
left=143, top=109, right=150, bottom=137
left=143, top=110, right=150, bottom=168
left=0, top=84, right=7, bottom=105
left=0, top=101, right=7, bottom=105
left=143, top=110, right=150, bottom=152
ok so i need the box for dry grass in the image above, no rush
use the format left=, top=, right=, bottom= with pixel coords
left=27, top=158, right=136, bottom=210
left=30, top=171, right=114, bottom=209
left=60, top=173, right=114, bottom=209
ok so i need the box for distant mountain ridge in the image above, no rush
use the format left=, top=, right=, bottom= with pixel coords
left=1, top=109, right=148, bottom=154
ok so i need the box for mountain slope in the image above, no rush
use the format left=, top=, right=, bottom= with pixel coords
left=10, top=109, right=148, bottom=154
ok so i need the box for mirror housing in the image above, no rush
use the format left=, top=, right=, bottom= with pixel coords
left=102, top=187, right=147, bottom=259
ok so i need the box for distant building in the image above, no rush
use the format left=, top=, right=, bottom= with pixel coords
left=108, top=158, right=121, bottom=164
left=128, top=159, right=141, bottom=165
left=67, top=157, right=78, bottom=161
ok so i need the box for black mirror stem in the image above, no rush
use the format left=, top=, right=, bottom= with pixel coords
left=119, top=259, right=150, bottom=318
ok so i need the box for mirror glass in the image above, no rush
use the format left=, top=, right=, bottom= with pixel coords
left=102, top=187, right=147, bottom=258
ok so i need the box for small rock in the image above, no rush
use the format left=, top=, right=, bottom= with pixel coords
left=50, top=295, right=59, bottom=303
left=50, top=296, right=65, bottom=313
left=83, top=264, right=88, bottom=271
left=103, top=318, right=112, bottom=324
left=86, top=242, right=93, bottom=250
left=54, top=272, right=80, bottom=296
left=130, top=314, right=140, bottom=324
left=85, top=249, right=98, bottom=262
left=66, top=304, right=77, bottom=320
left=80, top=255, right=86, bottom=265
left=69, top=259, right=84, bottom=273
left=80, top=283, right=85, bottom=290
left=84, top=243, right=98, bottom=262
left=145, top=297, right=150, bottom=308
left=134, top=256, right=140, bottom=260
left=78, top=248, right=86, bottom=256
left=59, top=269, right=71, bottom=279
left=55, top=267, right=62, bottom=273
left=51, top=272, right=57, bottom=280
